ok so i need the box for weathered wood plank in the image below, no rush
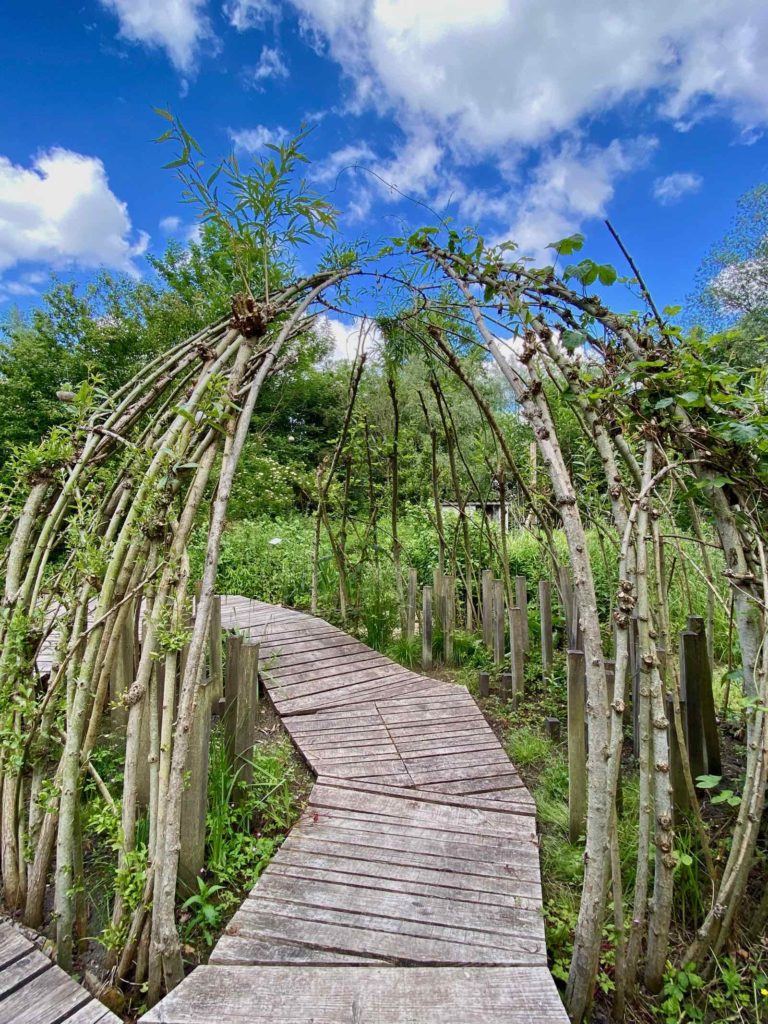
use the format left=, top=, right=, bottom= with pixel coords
left=142, top=965, right=568, bottom=1023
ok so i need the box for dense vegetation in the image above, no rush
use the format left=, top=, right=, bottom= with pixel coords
left=1, top=123, right=767, bottom=1022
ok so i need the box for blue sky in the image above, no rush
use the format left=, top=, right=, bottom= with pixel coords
left=1, top=0, right=767, bottom=316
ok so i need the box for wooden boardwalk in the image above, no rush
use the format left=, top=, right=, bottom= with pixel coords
left=144, top=597, right=568, bottom=1023
left=0, top=919, right=120, bottom=1024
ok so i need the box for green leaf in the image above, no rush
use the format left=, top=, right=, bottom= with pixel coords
left=548, top=233, right=585, bottom=256
left=654, top=397, right=675, bottom=410
left=153, top=107, right=174, bottom=122
left=695, top=774, right=722, bottom=790
left=561, top=330, right=586, bottom=351
left=597, top=264, right=617, bottom=286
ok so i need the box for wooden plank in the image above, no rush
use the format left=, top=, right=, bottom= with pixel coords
left=315, top=777, right=538, bottom=818
left=222, top=901, right=546, bottom=965
left=0, top=922, right=33, bottom=968
left=245, top=877, right=543, bottom=940
left=209, top=937, right=381, bottom=966
left=267, top=851, right=542, bottom=908
left=0, top=962, right=92, bottom=1024
left=142, top=965, right=569, bottom=1023
left=0, top=948, right=52, bottom=998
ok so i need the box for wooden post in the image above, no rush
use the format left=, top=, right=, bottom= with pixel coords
left=209, top=595, right=223, bottom=705
left=544, top=717, right=561, bottom=742
left=515, top=576, right=529, bottom=653
left=508, top=605, right=525, bottom=702
left=478, top=671, right=490, bottom=698
left=567, top=649, right=587, bottom=843
left=432, top=566, right=444, bottom=637
left=422, top=586, right=433, bottom=671
left=224, top=634, right=243, bottom=769
left=443, top=574, right=455, bottom=665
left=500, top=672, right=513, bottom=703
left=492, top=579, right=505, bottom=666
left=539, top=579, right=553, bottom=671
left=234, top=643, right=259, bottom=803
left=482, top=569, right=493, bottom=649
left=680, top=616, right=721, bottom=779
left=178, top=676, right=212, bottom=890
left=406, top=568, right=418, bottom=641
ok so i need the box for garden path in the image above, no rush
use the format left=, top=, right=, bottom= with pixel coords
left=144, top=597, right=568, bottom=1023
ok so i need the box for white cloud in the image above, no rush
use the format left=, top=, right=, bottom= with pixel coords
left=243, top=45, right=289, bottom=88
left=228, top=124, right=288, bottom=153
left=653, top=171, right=703, bottom=205
left=289, top=1, right=768, bottom=149
left=224, top=0, right=279, bottom=31
left=502, top=136, right=658, bottom=258
left=315, top=314, right=381, bottom=361
left=99, top=0, right=214, bottom=73
left=159, top=215, right=201, bottom=243
left=0, top=148, right=148, bottom=279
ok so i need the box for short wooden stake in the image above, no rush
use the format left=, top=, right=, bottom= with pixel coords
left=406, top=568, right=418, bottom=641
left=544, top=717, right=561, bottom=742
left=515, top=576, right=529, bottom=653
left=567, top=649, right=587, bottom=844
left=539, top=579, right=554, bottom=671
left=422, top=586, right=433, bottom=671
left=478, top=671, right=490, bottom=698
left=492, top=579, right=505, bottom=666
left=481, top=569, right=493, bottom=649
left=500, top=672, right=513, bottom=703
left=680, top=616, right=721, bottom=779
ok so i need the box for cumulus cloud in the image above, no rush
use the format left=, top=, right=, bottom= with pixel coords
left=224, top=0, right=280, bottom=31
left=315, top=314, right=382, bottom=361
left=653, top=171, right=703, bottom=205
left=99, top=0, right=214, bottom=73
left=227, top=124, right=289, bottom=152
left=503, top=136, right=658, bottom=258
left=242, top=45, right=289, bottom=88
left=0, top=148, right=148, bottom=280
left=289, top=0, right=768, bottom=149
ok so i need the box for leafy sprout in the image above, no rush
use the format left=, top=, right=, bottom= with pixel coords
left=155, top=111, right=338, bottom=302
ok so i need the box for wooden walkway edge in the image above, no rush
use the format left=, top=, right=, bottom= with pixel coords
left=144, top=597, right=569, bottom=1023
left=0, top=919, right=121, bottom=1024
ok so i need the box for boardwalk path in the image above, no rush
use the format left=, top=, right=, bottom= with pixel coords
left=145, top=597, right=568, bottom=1023
left=0, top=919, right=120, bottom=1024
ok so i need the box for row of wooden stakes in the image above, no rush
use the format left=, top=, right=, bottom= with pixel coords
left=107, top=596, right=260, bottom=890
